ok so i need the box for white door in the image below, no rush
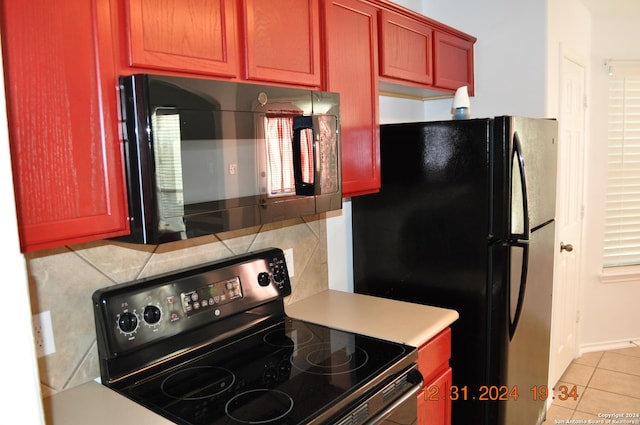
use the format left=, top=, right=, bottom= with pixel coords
left=550, top=56, right=585, bottom=386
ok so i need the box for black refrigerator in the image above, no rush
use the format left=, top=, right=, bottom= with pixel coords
left=352, top=116, right=557, bottom=425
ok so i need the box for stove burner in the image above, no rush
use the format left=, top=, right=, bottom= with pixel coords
left=225, top=389, right=294, bottom=424
left=263, top=326, right=314, bottom=348
left=161, top=366, right=235, bottom=400
left=292, top=343, right=369, bottom=375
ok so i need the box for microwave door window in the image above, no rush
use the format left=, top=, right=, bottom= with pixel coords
left=151, top=108, right=186, bottom=236
left=180, top=110, right=261, bottom=207
left=264, top=115, right=313, bottom=197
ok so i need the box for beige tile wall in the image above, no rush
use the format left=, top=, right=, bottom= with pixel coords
left=26, top=216, right=329, bottom=396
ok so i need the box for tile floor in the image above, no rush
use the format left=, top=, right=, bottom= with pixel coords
left=543, top=345, right=640, bottom=424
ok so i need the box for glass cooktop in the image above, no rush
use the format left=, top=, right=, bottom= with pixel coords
left=117, top=317, right=412, bottom=425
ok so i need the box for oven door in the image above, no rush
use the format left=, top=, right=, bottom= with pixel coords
left=335, top=366, right=422, bottom=425
left=370, top=389, right=419, bottom=425
left=368, top=373, right=421, bottom=425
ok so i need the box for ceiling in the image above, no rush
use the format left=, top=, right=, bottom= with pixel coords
left=579, top=0, right=640, bottom=17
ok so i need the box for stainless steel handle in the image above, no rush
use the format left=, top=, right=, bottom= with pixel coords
left=364, top=368, right=424, bottom=425
left=510, top=134, right=529, bottom=239
left=560, top=242, right=574, bottom=252
left=508, top=242, right=528, bottom=341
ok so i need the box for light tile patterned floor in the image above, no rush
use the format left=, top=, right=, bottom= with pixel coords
left=543, top=346, right=640, bottom=424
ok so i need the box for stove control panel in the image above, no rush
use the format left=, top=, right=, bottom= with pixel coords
left=93, top=248, right=292, bottom=357
left=181, top=276, right=242, bottom=317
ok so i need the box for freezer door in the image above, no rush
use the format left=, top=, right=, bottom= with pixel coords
left=502, top=222, right=555, bottom=425
left=508, top=117, right=558, bottom=232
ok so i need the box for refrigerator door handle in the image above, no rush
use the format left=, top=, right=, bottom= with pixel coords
left=510, top=134, right=529, bottom=240
left=509, top=241, right=529, bottom=340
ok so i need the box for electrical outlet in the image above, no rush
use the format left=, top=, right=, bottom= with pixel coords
left=32, top=310, right=56, bottom=357
left=284, top=248, right=294, bottom=278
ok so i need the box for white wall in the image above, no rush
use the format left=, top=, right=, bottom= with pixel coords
left=422, top=0, right=548, bottom=120
left=580, top=15, right=640, bottom=350
left=0, top=53, right=45, bottom=423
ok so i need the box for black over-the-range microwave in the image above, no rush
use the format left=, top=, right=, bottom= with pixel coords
left=118, top=74, right=342, bottom=244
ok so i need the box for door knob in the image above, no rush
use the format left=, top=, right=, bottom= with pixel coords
left=560, top=242, right=574, bottom=252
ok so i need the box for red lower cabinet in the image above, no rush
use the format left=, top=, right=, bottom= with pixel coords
left=417, top=328, right=452, bottom=425
left=419, top=367, right=452, bottom=425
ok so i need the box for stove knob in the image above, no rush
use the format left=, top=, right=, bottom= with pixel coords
left=143, top=305, right=162, bottom=325
left=257, top=272, right=271, bottom=287
left=118, top=312, right=138, bottom=333
left=273, top=270, right=285, bottom=284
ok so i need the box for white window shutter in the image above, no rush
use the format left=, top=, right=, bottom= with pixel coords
left=604, top=72, right=640, bottom=267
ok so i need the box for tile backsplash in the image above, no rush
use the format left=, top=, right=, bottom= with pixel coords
left=26, top=215, right=329, bottom=397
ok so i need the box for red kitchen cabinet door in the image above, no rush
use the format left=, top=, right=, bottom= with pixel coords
left=433, top=31, right=475, bottom=95
left=323, top=0, right=380, bottom=197
left=243, top=0, right=321, bottom=86
left=379, top=9, right=433, bottom=85
left=417, top=328, right=452, bottom=425
left=1, top=0, right=129, bottom=252
left=417, top=327, right=451, bottom=383
left=418, top=367, right=453, bottom=425
left=125, top=0, right=239, bottom=77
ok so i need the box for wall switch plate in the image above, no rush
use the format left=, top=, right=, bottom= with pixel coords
left=284, top=248, right=294, bottom=278
left=32, top=310, right=56, bottom=357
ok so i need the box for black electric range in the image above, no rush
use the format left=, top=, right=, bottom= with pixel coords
left=93, top=248, right=422, bottom=425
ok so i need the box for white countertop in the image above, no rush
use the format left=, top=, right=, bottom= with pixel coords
left=285, top=290, right=458, bottom=347
left=45, top=290, right=458, bottom=424
left=43, top=380, right=175, bottom=425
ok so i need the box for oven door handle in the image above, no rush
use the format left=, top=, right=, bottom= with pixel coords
left=364, top=369, right=424, bottom=425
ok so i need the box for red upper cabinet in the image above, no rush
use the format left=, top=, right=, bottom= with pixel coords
left=125, top=0, right=239, bottom=77
left=0, top=0, right=476, bottom=252
left=434, top=30, right=475, bottom=94
left=323, top=0, right=380, bottom=197
left=379, top=9, right=433, bottom=86
left=324, top=0, right=475, bottom=197
left=242, top=0, right=321, bottom=86
left=375, top=1, right=475, bottom=98
left=1, top=0, right=129, bottom=252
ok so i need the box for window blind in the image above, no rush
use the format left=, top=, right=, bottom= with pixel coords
left=151, top=110, right=184, bottom=220
left=604, top=70, right=640, bottom=267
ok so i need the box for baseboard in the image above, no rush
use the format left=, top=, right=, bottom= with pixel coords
left=579, top=338, right=640, bottom=355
